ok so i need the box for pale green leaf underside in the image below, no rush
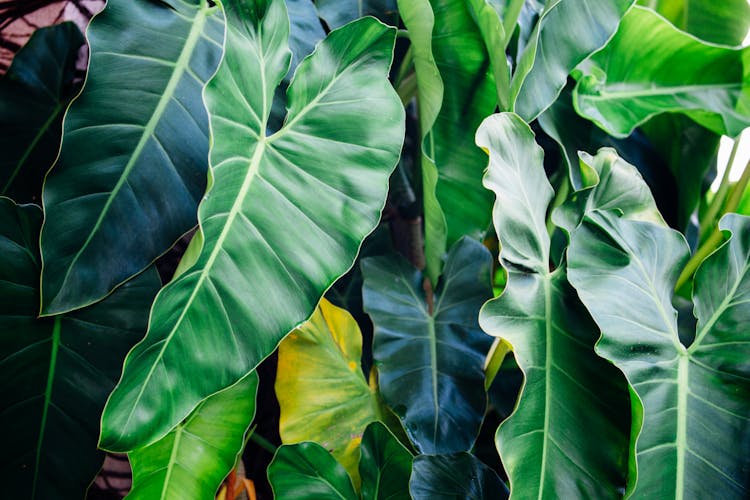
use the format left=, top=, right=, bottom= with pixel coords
left=100, top=0, right=403, bottom=452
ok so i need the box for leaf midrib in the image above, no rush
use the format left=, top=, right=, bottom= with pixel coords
left=45, top=0, right=211, bottom=312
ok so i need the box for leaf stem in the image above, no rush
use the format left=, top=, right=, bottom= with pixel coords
left=393, top=45, right=414, bottom=90
left=247, top=430, right=277, bottom=455
left=698, top=136, right=740, bottom=241
left=677, top=156, right=750, bottom=291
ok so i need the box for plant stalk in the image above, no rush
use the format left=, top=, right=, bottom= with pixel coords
left=502, top=0, right=525, bottom=50
left=699, top=137, right=740, bottom=241
left=248, top=430, right=277, bottom=454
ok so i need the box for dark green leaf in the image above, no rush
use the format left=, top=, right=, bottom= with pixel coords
left=0, top=198, right=159, bottom=499
left=0, top=23, right=83, bottom=203
left=568, top=212, right=750, bottom=498
left=574, top=6, right=750, bottom=138
left=362, top=237, right=494, bottom=453
left=40, top=0, right=224, bottom=314
left=360, top=422, right=412, bottom=500
left=409, top=453, right=508, bottom=499
left=316, top=0, right=398, bottom=29
left=100, top=0, right=403, bottom=452
left=268, top=442, right=358, bottom=499
left=477, top=113, right=631, bottom=498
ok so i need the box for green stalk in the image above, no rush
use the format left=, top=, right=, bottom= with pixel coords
left=248, top=430, right=278, bottom=454
left=677, top=157, right=750, bottom=291
left=393, top=45, right=414, bottom=90
left=502, top=0, right=525, bottom=50
left=698, top=137, right=740, bottom=242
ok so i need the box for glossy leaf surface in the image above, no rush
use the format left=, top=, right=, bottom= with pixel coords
left=638, top=0, right=750, bottom=46
left=316, top=0, right=398, bottom=29
left=511, top=0, right=633, bottom=121
left=568, top=212, right=750, bottom=498
left=477, top=113, right=631, bottom=499
left=40, top=0, right=224, bottom=314
left=574, top=6, right=750, bottom=138
left=276, top=299, right=383, bottom=484
left=127, top=372, right=258, bottom=500
left=101, top=0, right=403, bottom=452
left=0, top=23, right=83, bottom=203
left=362, top=237, right=493, bottom=454
left=359, top=422, right=412, bottom=500
left=409, top=453, right=508, bottom=499
left=268, top=442, right=357, bottom=500
left=0, top=199, right=159, bottom=499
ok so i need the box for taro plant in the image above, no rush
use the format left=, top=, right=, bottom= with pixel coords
left=1, top=0, right=749, bottom=499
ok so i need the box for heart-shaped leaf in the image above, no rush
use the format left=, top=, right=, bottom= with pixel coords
left=127, top=372, right=258, bottom=499
left=477, top=113, right=632, bottom=498
left=0, top=23, right=83, bottom=203
left=39, top=0, right=225, bottom=315
left=0, top=199, right=159, bottom=499
left=362, top=237, right=494, bottom=454
left=359, top=422, right=412, bottom=500
left=574, top=6, right=750, bottom=138
left=568, top=212, right=750, bottom=498
left=409, top=453, right=508, bottom=499
left=100, top=0, right=404, bottom=452
left=276, top=299, right=384, bottom=485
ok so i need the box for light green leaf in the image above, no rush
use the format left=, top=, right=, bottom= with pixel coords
left=477, top=113, right=631, bottom=498
left=0, top=23, right=83, bottom=203
left=568, top=212, right=750, bottom=498
left=127, top=372, right=258, bottom=499
left=511, top=0, right=634, bottom=122
left=359, top=422, right=412, bottom=500
left=276, top=299, right=383, bottom=487
left=268, top=442, right=358, bottom=500
left=409, top=453, right=508, bottom=499
left=40, top=0, right=224, bottom=315
left=362, top=237, right=494, bottom=454
left=574, top=6, right=750, bottom=138
left=0, top=199, right=159, bottom=499
left=638, top=0, right=750, bottom=46
left=100, top=0, right=403, bottom=452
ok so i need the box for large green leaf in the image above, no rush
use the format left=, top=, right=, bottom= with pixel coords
left=39, top=0, right=224, bottom=315
left=276, top=298, right=383, bottom=485
left=100, top=0, right=404, bottom=452
left=574, top=6, right=750, bottom=138
left=430, top=0, right=497, bottom=245
left=359, top=422, right=412, bottom=500
left=510, top=0, right=634, bottom=122
left=0, top=23, right=83, bottom=203
left=568, top=211, right=750, bottom=498
left=409, top=453, right=508, bottom=499
left=268, top=442, right=358, bottom=499
left=316, top=0, right=398, bottom=29
left=638, top=0, right=750, bottom=46
left=0, top=198, right=159, bottom=499
left=396, top=0, right=447, bottom=284
left=127, top=372, right=258, bottom=499
left=466, top=0, right=511, bottom=110
left=477, top=113, right=631, bottom=498
left=362, top=237, right=493, bottom=453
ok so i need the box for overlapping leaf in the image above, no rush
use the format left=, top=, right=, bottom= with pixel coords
left=0, top=199, right=159, bottom=499
left=638, top=0, right=750, bottom=46
left=510, top=0, right=634, bottom=121
left=128, top=372, right=258, bottom=499
left=409, top=453, right=508, bottom=499
left=359, top=422, right=412, bottom=500
left=317, top=0, right=398, bottom=29
left=100, top=0, right=404, bottom=452
left=574, top=6, right=750, bottom=138
left=568, top=212, right=750, bottom=498
left=362, top=237, right=493, bottom=454
left=0, top=23, right=83, bottom=203
left=40, top=0, right=224, bottom=315
left=276, top=299, right=383, bottom=484
left=477, top=113, right=632, bottom=498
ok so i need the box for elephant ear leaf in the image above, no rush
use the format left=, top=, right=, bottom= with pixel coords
left=476, top=113, right=631, bottom=498
left=409, top=452, right=508, bottom=500
left=276, top=299, right=384, bottom=487
left=362, top=237, right=494, bottom=454
left=0, top=22, right=83, bottom=203
left=127, top=372, right=259, bottom=500
left=574, top=6, right=750, bottom=138
left=359, top=422, right=412, bottom=500
left=268, top=442, right=358, bottom=500
left=39, top=0, right=225, bottom=315
left=100, top=0, right=404, bottom=452
left=0, top=198, right=159, bottom=499
left=568, top=212, right=750, bottom=498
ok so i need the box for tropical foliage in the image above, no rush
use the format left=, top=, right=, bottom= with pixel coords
left=1, top=0, right=749, bottom=498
